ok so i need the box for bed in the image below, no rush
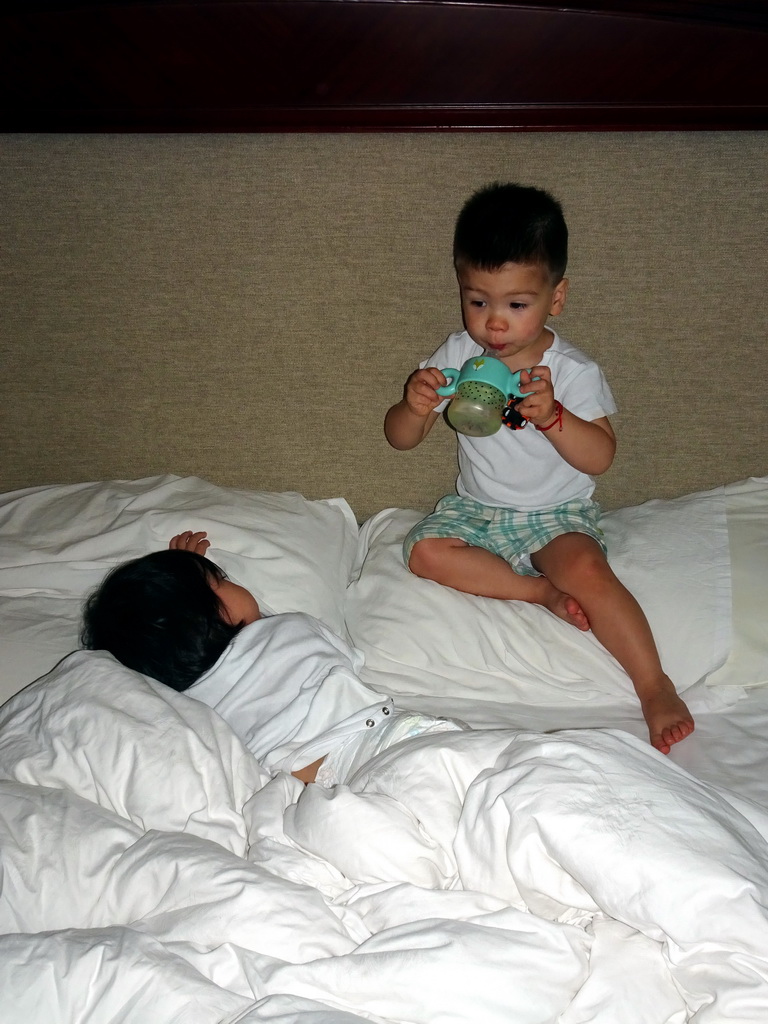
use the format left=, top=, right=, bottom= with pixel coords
left=2, top=2, right=768, bottom=1022
left=1, top=474, right=768, bottom=1023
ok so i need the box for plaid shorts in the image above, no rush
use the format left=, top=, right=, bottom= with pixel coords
left=403, top=494, right=606, bottom=577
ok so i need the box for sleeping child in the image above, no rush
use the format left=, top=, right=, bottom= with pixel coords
left=81, top=530, right=465, bottom=785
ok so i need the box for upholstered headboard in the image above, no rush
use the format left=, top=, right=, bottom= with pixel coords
left=2, top=5, right=766, bottom=522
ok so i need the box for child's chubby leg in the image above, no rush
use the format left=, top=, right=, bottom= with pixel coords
left=531, top=533, right=695, bottom=754
left=408, top=537, right=590, bottom=630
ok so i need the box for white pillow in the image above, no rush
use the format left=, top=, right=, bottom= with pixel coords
left=704, top=476, right=768, bottom=689
left=345, top=483, right=734, bottom=708
left=0, top=474, right=358, bottom=701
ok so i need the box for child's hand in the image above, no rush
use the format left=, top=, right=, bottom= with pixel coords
left=404, top=367, right=447, bottom=418
left=169, top=530, right=211, bottom=555
left=515, top=367, right=558, bottom=427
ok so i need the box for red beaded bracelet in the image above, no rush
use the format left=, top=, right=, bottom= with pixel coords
left=535, top=400, right=564, bottom=432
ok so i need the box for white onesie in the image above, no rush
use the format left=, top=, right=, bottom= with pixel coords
left=187, top=611, right=465, bottom=779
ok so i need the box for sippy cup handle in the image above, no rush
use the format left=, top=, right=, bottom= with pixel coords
left=435, top=369, right=460, bottom=398
left=435, top=362, right=539, bottom=400
left=509, top=369, right=539, bottom=399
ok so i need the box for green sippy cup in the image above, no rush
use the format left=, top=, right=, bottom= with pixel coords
left=435, top=354, right=537, bottom=436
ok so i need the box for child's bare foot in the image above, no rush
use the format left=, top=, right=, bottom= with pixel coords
left=640, top=685, right=695, bottom=755
left=544, top=588, right=590, bottom=631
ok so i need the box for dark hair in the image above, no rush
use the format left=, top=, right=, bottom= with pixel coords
left=81, top=549, right=243, bottom=691
left=453, top=182, right=568, bottom=282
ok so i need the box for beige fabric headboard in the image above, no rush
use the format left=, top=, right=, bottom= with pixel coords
left=2, top=132, right=766, bottom=522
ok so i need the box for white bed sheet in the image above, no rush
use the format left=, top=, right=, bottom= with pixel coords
left=2, top=650, right=768, bottom=1023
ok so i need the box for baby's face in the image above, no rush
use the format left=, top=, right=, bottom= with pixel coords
left=211, top=577, right=261, bottom=626
left=457, top=261, right=567, bottom=365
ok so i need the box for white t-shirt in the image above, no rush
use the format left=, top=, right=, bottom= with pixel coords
left=187, top=612, right=466, bottom=781
left=421, top=328, right=617, bottom=511
left=187, top=612, right=393, bottom=774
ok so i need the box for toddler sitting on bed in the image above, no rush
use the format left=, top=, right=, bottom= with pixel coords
left=81, top=530, right=464, bottom=785
left=384, top=181, right=693, bottom=754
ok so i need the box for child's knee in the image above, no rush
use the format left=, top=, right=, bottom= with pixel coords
left=408, top=537, right=450, bottom=578
left=537, top=532, right=610, bottom=584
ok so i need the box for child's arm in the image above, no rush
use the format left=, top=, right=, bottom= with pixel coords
left=517, top=368, right=617, bottom=476
left=291, top=756, right=325, bottom=785
left=384, top=367, right=446, bottom=450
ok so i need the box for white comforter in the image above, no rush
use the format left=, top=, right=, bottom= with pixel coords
left=2, top=651, right=768, bottom=1024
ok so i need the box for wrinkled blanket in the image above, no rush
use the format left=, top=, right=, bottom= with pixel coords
left=2, top=651, right=768, bottom=1024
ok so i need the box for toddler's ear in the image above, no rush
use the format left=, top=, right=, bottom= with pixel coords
left=550, top=277, right=569, bottom=316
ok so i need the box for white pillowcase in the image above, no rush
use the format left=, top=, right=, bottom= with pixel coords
left=0, top=474, right=358, bottom=702
left=704, top=476, right=768, bottom=689
left=345, top=483, right=735, bottom=708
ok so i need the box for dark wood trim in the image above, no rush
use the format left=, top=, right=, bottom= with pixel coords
left=2, top=2, right=767, bottom=132
left=10, top=105, right=766, bottom=134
